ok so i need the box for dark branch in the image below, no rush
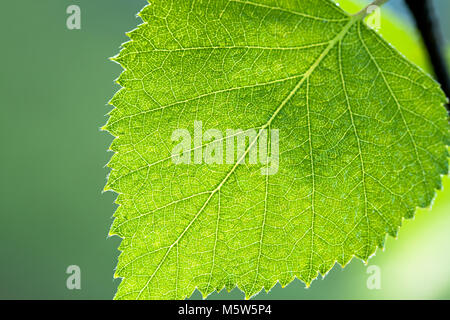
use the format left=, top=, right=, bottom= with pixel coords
left=405, top=0, right=450, bottom=113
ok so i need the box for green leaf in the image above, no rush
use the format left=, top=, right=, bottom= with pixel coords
left=104, top=0, right=449, bottom=299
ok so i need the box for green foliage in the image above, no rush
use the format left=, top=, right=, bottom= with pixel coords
left=104, top=0, right=449, bottom=299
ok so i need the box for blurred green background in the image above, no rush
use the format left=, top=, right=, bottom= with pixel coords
left=0, top=0, right=448, bottom=300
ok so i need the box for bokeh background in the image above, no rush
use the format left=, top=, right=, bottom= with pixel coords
left=0, top=0, right=448, bottom=299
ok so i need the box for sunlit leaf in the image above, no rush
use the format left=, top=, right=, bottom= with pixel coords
left=104, top=0, right=449, bottom=299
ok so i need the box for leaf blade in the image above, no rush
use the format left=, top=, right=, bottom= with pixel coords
left=105, top=0, right=449, bottom=299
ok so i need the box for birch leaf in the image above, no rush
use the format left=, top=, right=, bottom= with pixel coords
left=104, top=0, right=450, bottom=299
